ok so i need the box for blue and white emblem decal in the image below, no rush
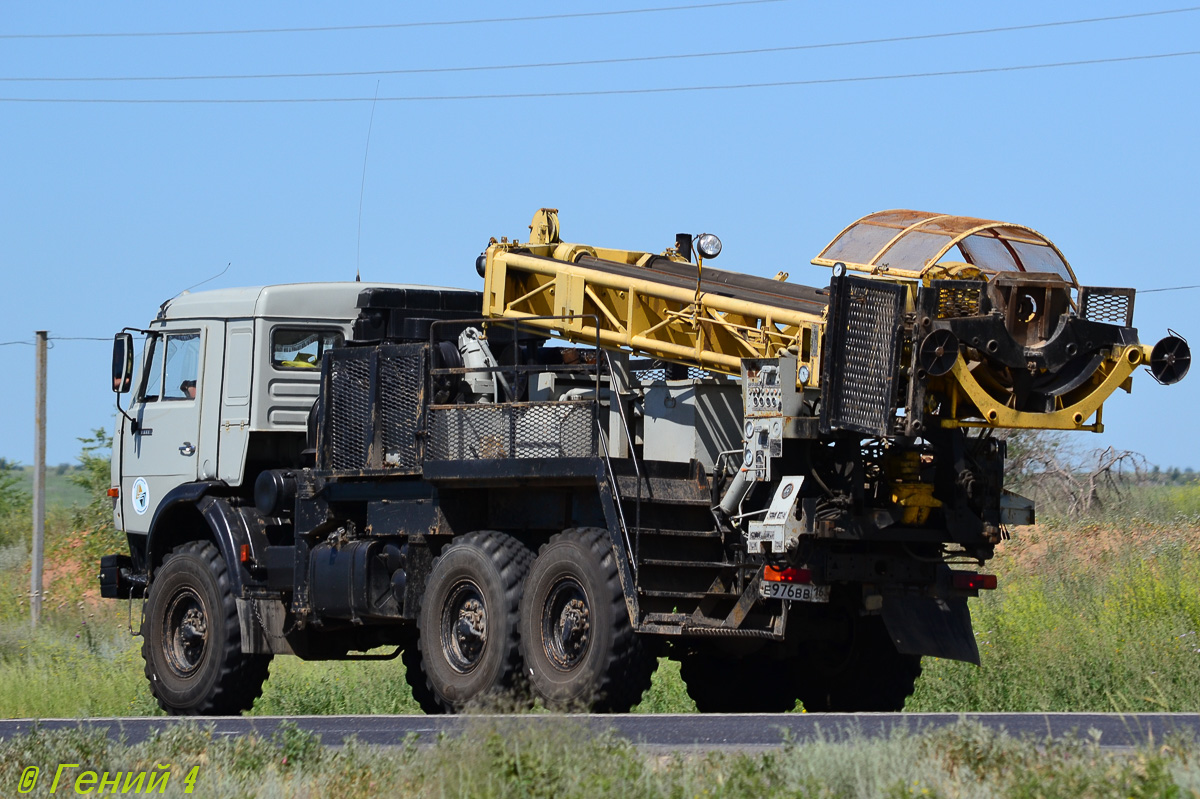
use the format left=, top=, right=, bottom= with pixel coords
left=132, top=477, right=150, bottom=516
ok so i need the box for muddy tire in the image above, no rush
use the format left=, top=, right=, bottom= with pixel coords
left=796, top=615, right=922, bottom=712
left=142, top=541, right=271, bottom=715
left=400, top=629, right=443, bottom=715
left=519, top=528, right=652, bottom=712
left=416, top=531, right=532, bottom=712
left=679, top=650, right=800, bottom=713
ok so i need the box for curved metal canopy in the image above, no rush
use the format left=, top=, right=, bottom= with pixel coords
left=812, top=209, right=1078, bottom=287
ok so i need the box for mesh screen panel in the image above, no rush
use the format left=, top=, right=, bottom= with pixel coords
left=936, top=283, right=984, bottom=318
left=323, top=343, right=427, bottom=472
left=633, top=366, right=712, bottom=383
left=378, top=345, right=425, bottom=470
left=426, top=401, right=597, bottom=461
left=1079, top=287, right=1134, bottom=327
left=820, top=276, right=905, bottom=436
left=327, top=353, right=372, bottom=471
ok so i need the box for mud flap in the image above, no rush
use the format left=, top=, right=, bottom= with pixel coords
left=236, top=597, right=295, bottom=655
left=881, top=595, right=980, bottom=665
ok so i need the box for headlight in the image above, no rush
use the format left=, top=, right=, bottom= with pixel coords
left=696, top=233, right=722, bottom=259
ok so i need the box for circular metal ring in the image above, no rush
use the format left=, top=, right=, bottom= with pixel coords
left=163, top=587, right=208, bottom=678
left=541, top=577, right=591, bottom=672
left=441, top=579, right=488, bottom=674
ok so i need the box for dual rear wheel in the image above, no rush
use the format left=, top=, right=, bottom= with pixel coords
left=409, top=528, right=653, bottom=713
left=678, top=615, right=922, bottom=713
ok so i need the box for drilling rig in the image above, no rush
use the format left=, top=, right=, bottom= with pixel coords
left=103, top=208, right=1188, bottom=715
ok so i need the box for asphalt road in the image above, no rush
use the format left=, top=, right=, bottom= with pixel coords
left=2, top=713, right=1198, bottom=750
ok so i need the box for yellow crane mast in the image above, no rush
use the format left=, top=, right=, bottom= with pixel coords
left=481, top=208, right=1188, bottom=436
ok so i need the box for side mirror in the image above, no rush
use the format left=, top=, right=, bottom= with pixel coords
left=112, top=333, right=134, bottom=394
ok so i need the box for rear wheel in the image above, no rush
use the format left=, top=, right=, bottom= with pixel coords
left=796, top=615, right=922, bottom=712
left=400, top=629, right=443, bottom=714
left=142, top=541, right=271, bottom=715
left=416, top=531, right=532, bottom=712
left=519, top=528, right=652, bottom=712
left=679, top=648, right=800, bottom=713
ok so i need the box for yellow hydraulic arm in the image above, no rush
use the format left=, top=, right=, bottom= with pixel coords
left=480, top=209, right=1188, bottom=434
left=482, top=208, right=828, bottom=385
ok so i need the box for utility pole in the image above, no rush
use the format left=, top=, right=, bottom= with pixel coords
left=31, top=331, right=46, bottom=629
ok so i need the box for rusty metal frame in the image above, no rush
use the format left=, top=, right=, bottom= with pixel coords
left=812, top=209, right=1079, bottom=287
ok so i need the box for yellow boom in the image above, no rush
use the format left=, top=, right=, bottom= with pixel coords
left=481, top=208, right=1186, bottom=434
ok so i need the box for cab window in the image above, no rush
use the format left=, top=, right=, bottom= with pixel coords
left=139, top=332, right=200, bottom=402
left=139, top=336, right=163, bottom=402
left=272, top=329, right=343, bottom=370
left=163, top=333, right=200, bottom=400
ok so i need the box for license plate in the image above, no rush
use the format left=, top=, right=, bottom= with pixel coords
left=759, top=580, right=830, bottom=603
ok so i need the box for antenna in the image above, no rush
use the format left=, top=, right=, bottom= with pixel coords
left=159, top=262, right=232, bottom=319
left=179, top=261, right=231, bottom=295
left=356, top=80, right=381, bottom=282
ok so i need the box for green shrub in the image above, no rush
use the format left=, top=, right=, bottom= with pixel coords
left=69, top=429, right=113, bottom=534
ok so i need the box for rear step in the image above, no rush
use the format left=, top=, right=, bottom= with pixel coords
left=638, top=589, right=736, bottom=600
left=615, top=475, right=712, bottom=506
left=638, top=558, right=732, bottom=568
left=632, top=527, right=721, bottom=539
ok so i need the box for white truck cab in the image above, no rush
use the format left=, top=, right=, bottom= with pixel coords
left=112, top=282, right=444, bottom=534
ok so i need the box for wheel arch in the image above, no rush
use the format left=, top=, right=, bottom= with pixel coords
left=146, top=481, right=271, bottom=598
left=146, top=482, right=224, bottom=573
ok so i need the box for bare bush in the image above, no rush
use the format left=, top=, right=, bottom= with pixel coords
left=1002, top=430, right=1147, bottom=518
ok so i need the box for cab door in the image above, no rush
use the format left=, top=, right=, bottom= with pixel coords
left=118, top=323, right=219, bottom=534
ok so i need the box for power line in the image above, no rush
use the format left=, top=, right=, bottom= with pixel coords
left=2, top=50, right=1196, bottom=104
left=0, top=337, right=110, bottom=345
left=5, top=6, right=1196, bottom=84
left=1140, top=285, right=1200, bottom=293
left=3, top=286, right=1196, bottom=350
left=0, top=0, right=784, bottom=40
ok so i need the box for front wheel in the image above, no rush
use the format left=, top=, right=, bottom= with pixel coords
left=142, top=541, right=271, bottom=715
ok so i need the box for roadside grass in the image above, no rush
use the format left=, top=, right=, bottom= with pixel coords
left=910, top=485, right=1200, bottom=713
left=10, top=465, right=91, bottom=513
left=251, top=657, right=423, bottom=716
left=1, top=719, right=1197, bottom=798
left=910, top=521, right=1200, bottom=712
left=0, top=482, right=1198, bottom=718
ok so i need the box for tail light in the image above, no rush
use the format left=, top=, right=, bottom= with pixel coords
left=763, top=565, right=813, bottom=584
left=952, top=571, right=998, bottom=591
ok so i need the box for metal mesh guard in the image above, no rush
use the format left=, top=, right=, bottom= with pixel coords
left=633, top=366, right=712, bottom=382
left=426, top=401, right=598, bottom=461
left=1080, top=287, right=1134, bottom=327
left=379, top=347, right=425, bottom=469
left=327, top=355, right=371, bottom=471
left=937, top=284, right=983, bottom=318
left=823, top=276, right=905, bottom=436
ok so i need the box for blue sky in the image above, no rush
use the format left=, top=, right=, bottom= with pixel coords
left=1, top=1, right=1197, bottom=468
